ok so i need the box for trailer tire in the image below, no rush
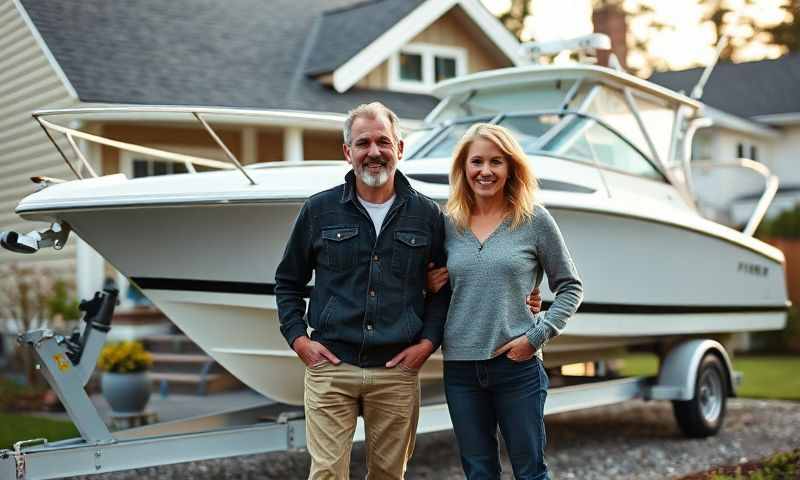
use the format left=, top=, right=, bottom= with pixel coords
left=672, top=354, right=727, bottom=438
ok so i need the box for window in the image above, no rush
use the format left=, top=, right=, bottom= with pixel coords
left=737, top=143, right=744, bottom=159
left=389, top=43, right=466, bottom=93
left=750, top=145, right=758, bottom=162
left=399, top=53, right=422, bottom=82
left=548, top=117, right=665, bottom=181
left=131, top=159, right=187, bottom=178
left=434, top=56, right=457, bottom=82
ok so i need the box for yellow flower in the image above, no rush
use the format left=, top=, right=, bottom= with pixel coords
left=98, top=341, right=153, bottom=373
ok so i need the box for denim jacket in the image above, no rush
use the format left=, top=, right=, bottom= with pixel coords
left=275, top=170, right=449, bottom=367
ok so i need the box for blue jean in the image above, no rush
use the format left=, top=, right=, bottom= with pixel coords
left=444, top=355, right=550, bottom=480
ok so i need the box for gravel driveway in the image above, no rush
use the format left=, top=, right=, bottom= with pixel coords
left=69, top=398, right=800, bottom=479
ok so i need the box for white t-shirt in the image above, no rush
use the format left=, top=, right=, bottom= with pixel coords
left=357, top=194, right=395, bottom=234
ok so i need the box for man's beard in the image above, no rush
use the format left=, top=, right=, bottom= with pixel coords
left=357, top=159, right=390, bottom=187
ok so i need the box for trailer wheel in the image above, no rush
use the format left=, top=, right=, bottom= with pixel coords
left=672, top=354, right=727, bottom=438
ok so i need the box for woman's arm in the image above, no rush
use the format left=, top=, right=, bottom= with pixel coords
left=526, top=207, right=584, bottom=350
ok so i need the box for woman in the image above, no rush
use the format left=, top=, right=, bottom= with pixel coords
left=427, top=123, right=583, bottom=480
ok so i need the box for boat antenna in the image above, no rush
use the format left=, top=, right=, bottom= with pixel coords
left=690, top=33, right=731, bottom=100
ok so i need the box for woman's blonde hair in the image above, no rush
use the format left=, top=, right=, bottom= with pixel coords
left=446, top=123, right=538, bottom=231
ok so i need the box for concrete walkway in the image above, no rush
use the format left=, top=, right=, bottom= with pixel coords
left=35, top=388, right=272, bottom=425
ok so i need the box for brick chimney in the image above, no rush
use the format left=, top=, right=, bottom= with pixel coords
left=592, top=4, right=628, bottom=69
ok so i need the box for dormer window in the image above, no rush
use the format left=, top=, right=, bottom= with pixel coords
left=389, top=43, right=466, bottom=93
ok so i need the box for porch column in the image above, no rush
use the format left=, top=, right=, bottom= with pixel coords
left=76, top=237, right=105, bottom=301
left=284, top=127, right=303, bottom=163
left=242, top=127, right=257, bottom=165
left=76, top=125, right=106, bottom=301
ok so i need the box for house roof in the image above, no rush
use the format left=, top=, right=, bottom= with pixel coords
left=19, top=0, right=439, bottom=119
left=648, top=54, right=800, bottom=119
left=305, top=0, right=425, bottom=76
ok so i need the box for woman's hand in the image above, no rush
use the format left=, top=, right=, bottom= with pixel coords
left=494, top=335, right=536, bottom=362
left=527, top=287, right=542, bottom=314
left=426, top=262, right=449, bottom=294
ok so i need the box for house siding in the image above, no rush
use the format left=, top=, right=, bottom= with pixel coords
left=771, top=125, right=800, bottom=187
left=0, top=0, right=78, bottom=277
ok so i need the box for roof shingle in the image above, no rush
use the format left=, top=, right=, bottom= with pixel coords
left=20, top=0, right=438, bottom=119
left=648, top=54, right=800, bottom=118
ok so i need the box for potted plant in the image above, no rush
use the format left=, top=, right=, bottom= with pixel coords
left=97, top=340, right=153, bottom=413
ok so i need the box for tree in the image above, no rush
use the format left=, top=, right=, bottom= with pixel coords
left=490, top=0, right=799, bottom=76
left=765, top=0, right=800, bottom=52
left=0, top=264, right=58, bottom=386
left=498, top=0, right=532, bottom=40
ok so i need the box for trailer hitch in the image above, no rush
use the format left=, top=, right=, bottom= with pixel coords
left=0, top=222, right=71, bottom=254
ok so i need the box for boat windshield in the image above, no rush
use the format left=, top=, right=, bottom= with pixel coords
left=409, top=111, right=666, bottom=182
left=414, top=113, right=562, bottom=159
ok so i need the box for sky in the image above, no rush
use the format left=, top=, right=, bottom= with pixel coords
left=481, top=0, right=792, bottom=75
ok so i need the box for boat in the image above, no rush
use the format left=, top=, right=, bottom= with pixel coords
left=2, top=62, right=788, bottom=406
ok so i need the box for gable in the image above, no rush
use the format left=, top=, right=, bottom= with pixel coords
left=327, top=0, right=523, bottom=93
left=350, top=6, right=512, bottom=91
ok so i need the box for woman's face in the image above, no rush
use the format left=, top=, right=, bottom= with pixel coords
left=464, top=137, right=509, bottom=202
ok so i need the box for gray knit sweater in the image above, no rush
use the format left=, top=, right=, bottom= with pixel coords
left=442, top=205, right=583, bottom=361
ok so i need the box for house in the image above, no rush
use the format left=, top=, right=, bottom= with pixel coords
left=649, top=54, right=800, bottom=225
left=0, top=0, right=523, bottom=304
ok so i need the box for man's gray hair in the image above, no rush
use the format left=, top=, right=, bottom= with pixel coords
left=343, top=102, right=402, bottom=145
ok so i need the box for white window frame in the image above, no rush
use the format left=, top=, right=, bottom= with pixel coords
left=388, top=43, right=467, bottom=94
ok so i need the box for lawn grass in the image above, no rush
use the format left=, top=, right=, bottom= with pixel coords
left=618, top=354, right=800, bottom=401
left=0, top=414, right=78, bottom=449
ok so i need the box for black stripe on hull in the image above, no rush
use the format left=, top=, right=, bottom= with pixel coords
left=131, top=277, right=788, bottom=314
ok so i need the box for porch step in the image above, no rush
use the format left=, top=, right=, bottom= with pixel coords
left=140, top=331, right=244, bottom=395
left=142, top=334, right=205, bottom=355
left=149, top=372, right=244, bottom=396
left=113, top=307, right=170, bottom=324
left=149, top=353, right=217, bottom=374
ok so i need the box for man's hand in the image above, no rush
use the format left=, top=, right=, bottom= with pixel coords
left=494, top=335, right=536, bottom=362
left=292, top=336, right=341, bottom=367
left=426, top=262, right=449, bottom=294
left=385, top=339, right=435, bottom=370
left=527, top=287, right=542, bottom=314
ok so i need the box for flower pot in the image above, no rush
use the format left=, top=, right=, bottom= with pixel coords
left=101, top=371, right=151, bottom=413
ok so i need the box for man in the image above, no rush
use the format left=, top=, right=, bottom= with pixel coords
left=276, top=102, right=446, bottom=479
left=276, top=102, right=542, bottom=479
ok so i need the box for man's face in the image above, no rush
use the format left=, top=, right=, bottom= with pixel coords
left=344, top=114, right=403, bottom=188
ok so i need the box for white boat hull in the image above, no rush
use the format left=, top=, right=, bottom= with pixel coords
left=21, top=174, right=786, bottom=405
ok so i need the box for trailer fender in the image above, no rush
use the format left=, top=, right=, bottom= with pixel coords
left=647, top=339, right=735, bottom=401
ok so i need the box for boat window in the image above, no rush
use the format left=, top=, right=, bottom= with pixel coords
left=430, top=81, right=576, bottom=123
left=403, top=127, right=437, bottom=158
left=132, top=159, right=188, bottom=177
left=631, top=94, right=676, bottom=163
left=416, top=117, right=495, bottom=158
left=586, top=86, right=654, bottom=161
left=496, top=114, right=562, bottom=154
left=549, top=117, right=665, bottom=181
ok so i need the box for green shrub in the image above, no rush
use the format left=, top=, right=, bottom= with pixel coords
left=750, top=306, right=800, bottom=353
left=757, top=203, right=800, bottom=239
left=706, top=449, right=799, bottom=479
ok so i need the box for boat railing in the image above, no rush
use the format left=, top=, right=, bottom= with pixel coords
left=31, top=106, right=347, bottom=186
left=691, top=158, right=779, bottom=237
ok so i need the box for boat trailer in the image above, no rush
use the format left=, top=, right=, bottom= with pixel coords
left=0, top=289, right=738, bottom=480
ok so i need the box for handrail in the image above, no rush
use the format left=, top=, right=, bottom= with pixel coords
left=691, top=159, right=779, bottom=237
left=32, top=106, right=280, bottom=184
left=35, top=116, right=235, bottom=172
left=30, top=105, right=347, bottom=185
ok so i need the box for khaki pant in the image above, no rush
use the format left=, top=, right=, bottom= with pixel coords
left=304, top=362, right=420, bottom=480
